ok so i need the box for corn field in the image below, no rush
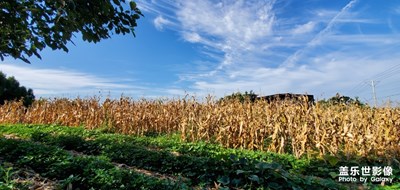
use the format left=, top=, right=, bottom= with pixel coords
left=0, top=96, right=399, bottom=159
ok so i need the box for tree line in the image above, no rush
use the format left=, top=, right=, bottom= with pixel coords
left=0, top=72, right=35, bottom=107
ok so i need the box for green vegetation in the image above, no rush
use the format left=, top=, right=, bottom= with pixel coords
left=318, top=93, right=366, bottom=107
left=0, top=163, right=16, bottom=189
left=0, top=0, right=142, bottom=63
left=218, top=91, right=258, bottom=103
left=0, top=72, right=35, bottom=107
left=0, top=124, right=398, bottom=189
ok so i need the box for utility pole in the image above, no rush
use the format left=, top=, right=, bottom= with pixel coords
left=371, top=80, right=378, bottom=107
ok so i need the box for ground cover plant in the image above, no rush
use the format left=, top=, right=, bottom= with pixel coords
left=0, top=130, right=183, bottom=189
left=0, top=124, right=399, bottom=189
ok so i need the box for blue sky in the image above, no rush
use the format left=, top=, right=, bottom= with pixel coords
left=1, top=0, right=400, bottom=104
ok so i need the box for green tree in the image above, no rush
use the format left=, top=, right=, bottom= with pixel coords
left=318, top=93, right=365, bottom=106
left=219, top=90, right=258, bottom=103
left=0, top=71, right=35, bottom=106
left=0, top=0, right=142, bottom=63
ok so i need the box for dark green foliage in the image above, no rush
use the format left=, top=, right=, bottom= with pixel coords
left=219, top=90, right=258, bottom=103
left=0, top=72, right=35, bottom=106
left=0, top=0, right=142, bottom=63
left=318, top=93, right=365, bottom=106
left=0, top=138, right=180, bottom=190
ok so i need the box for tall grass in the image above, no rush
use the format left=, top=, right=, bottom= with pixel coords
left=0, top=96, right=399, bottom=159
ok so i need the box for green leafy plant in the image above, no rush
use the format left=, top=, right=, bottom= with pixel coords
left=0, top=163, right=16, bottom=190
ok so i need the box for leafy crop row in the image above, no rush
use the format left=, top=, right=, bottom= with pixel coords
left=2, top=124, right=400, bottom=189
left=0, top=124, right=357, bottom=190
left=0, top=138, right=183, bottom=189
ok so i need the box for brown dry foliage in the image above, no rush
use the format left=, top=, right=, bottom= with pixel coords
left=0, top=96, right=399, bottom=159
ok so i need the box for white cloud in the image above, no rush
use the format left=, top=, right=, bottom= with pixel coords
left=335, top=18, right=377, bottom=24
left=177, top=1, right=274, bottom=43
left=137, top=0, right=400, bottom=103
left=0, top=64, right=144, bottom=97
left=182, top=32, right=202, bottom=43
left=189, top=54, right=400, bottom=103
left=314, top=9, right=338, bottom=18
left=292, top=21, right=316, bottom=35
left=323, top=34, right=400, bottom=45
left=171, top=0, right=276, bottom=70
left=282, top=0, right=359, bottom=67
left=137, top=0, right=277, bottom=71
left=153, top=15, right=172, bottom=30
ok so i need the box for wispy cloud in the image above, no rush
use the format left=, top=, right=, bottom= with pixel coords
left=178, top=1, right=275, bottom=66
left=139, top=0, right=276, bottom=69
left=394, top=6, right=400, bottom=14
left=190, top=54, right=400, bottom=101
left=0, top=64, right=146, bottom=97
left=153, top=16, right=173, bottom=30
left=282, top=0, right=359, bottom=67
left=177, top=1, right=275, bottom=43
left=291, top=21, right=316, bottom=35
left=137, top=0, right=400, bottom=102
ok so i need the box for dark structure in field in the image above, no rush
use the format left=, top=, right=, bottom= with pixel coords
left=256, top=93, right=315, bottom=104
